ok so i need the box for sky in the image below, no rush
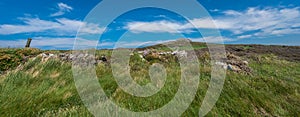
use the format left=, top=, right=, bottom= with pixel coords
left=0, top=0, right=300, bottom=49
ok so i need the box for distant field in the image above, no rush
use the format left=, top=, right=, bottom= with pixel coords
left=0, top=43, right=300, bottom=116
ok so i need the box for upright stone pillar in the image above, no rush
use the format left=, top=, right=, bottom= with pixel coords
left=25, top=38, right=32, bottom=48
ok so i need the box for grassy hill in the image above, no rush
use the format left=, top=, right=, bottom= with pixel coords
left=0, top=43, right=299, bottom=116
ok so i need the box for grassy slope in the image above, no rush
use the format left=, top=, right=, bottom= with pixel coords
left=0, top=48, right=299, bottom=116
left=0, top=48, right=42, bottom=72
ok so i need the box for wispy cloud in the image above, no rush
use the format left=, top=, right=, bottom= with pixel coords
left=0, top=17, right=105, bottom=35
left=190, top=36, right=233, bottom=43
left=209, top=9, right=220, bottom=12
left=0, top=17, right=60, bottom=35
left=0, top=37, right=98, bottom=49
left=124, top=21, right=190, bottom=33
left=124, top=6, right=300, bottom=39
left=0, top=39, right=27, bottom=48
left=237, top=35, right=252, bottom=39
left=50, top=3, right=73, bottom=17
left=114, top=39, right=174, bottom=48
left=217, top=7, right=300, bottom=37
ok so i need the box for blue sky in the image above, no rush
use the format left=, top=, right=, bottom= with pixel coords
left=0, top=0, right=300, bottom=49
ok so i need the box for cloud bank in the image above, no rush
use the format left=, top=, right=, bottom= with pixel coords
left=0, top=17, right=105, bottom=35
left=124, top=7, right=300, bottom=39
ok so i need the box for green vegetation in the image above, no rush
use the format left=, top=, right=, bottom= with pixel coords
left=145, top=42, right=207, bottom=51
left=242, top=45, right=252, bottom=50
left=0, top=48, right=299, bottom=116
left=0, top=48, right=41, bottom=73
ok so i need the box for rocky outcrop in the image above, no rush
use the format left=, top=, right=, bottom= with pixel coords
left=215, top=53, right=252, bottom=75
left=37, top=53, right=108, bottom=66
left=34, top=50, right=252, bottom=74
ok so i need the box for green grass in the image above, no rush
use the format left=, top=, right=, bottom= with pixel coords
left=0, top=48, right=42, bottom=72
left=0, top=49, right=299, bottom=116
left=145, top=42, right=207, bottom=51
left=0, top=57, right=91, bottom=116
left=242, top=45, right=252, bottom=50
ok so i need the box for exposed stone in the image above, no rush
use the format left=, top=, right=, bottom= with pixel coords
left=100, top=55, right=107, bottom=62
left=215, top=61, right=228, bottom=69
left=37, top=53, right=109, bottom=65
left=226, top=52, right=252, bottom=74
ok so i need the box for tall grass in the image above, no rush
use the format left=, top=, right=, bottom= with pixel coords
left=0, top=50, right=299, bottom=116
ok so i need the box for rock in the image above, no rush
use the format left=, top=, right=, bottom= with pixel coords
left=227, top=64, right=241, bottom=72
left=177, top=50, right=187, bottom=58
left=139, top=54, right=146, bottom=61
left=137, top=51, right=144, bottom=54
left=97, top=60, right=103, bottom=63
left=226, top=52, right=252, bottom=74
left=35, top=53, right=109, bottom=65
left=158, top=52, right=165, bottom=55
left=69, top=54, right=74, bottom=60
left=172, top=50, right=178, bottom=55
left=91, top=60, right=97, bottom=65
left=84, top=54, right=89, bottom=58
left=22, top=56, right=29, bottom=62
left=41, top=53, right=47, bottom=57
left=215, top=61, right=228, bottom=69
left=77, top=54, right=84, bottom=58
left=100, top=55, right=107, bottom=62
left=243, top=61, right=249, bottom=65
left=49, top=53, right=55, bottom=57
left=61, top=57, right=67, bottom=61
left=143, top=49, right=150, bottom=57
left=227, top=64, right=234, bottom=71
left=59, top=53, right=66, bottom=57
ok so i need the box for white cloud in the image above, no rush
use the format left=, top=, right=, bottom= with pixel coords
left=215, top=7, right=300, bottom=36
left=222, top=10, right=243, bottom=16
left=0, top=18, right=60, bottom=35
left=50, top=3, right=73, bottom=17
left=124, top=21, right=190, bottom=33
left=237, top=35, right=252, bottom=39
left=185, top=18, right=234, bottom=29
left=190, top=36, right=233, bottom=43
left=124, top=6, right=300, bottom=38
left=123, top=18, right=225, bottom=33
left=0, top=37, right=98, bottom=49
left=31, top=37, right=75, bottom=48
left=0, top=39, right=27, bottom=48
left=210, top=9, right=220, bottom=12
left=55, top=18, right=105, bottom=35
left=114, top=39, right=175, bottom=48
left=0, top=17, right=105, bottom=35
left=270, top=28, right=300, bottom=35
left=0, top=37, right=75, bottom=49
